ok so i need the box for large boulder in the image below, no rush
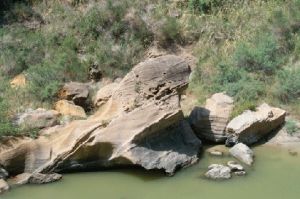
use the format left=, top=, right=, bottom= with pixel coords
left=226, top=103, right=286, bottom=146
left=14, top=108, right=59, bottom=129
left=54, top=100, right=87, bottom=118
left=189, top=92, right=234, bottom=142
left=0, top=55, right=201, bottom=176
left=58, top=82, right=89, bottom=107
left=229, top=143, right=254, bottom=165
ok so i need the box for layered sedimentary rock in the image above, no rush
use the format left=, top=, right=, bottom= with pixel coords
left=226, top=103, right=286, bottom=146
left=189, top=93, right=234, bottom=142
left=0, top=55, right=201, bottom=176
left=58, top=82, right=89, bottom=107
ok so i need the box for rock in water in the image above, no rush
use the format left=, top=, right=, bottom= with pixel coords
left=227, top=161, right=244, bottom=171
left=14, top=108, right=59, bottom=129
left=189, top=93, right=234, bottom=142
left=229, top=143, right=254, bottom=165
left=0, top=179, right=9, bottom=194
left=29, top=173, right=62, bottom=184
left=226, top=103, right=286, bottom=146
left=205, top=164, right=231, bottom=180
left=0, top=55, right=201, bottom=176
left=58, top=82, right=89, bottom=107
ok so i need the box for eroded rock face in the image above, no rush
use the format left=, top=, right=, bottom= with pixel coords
left=0, top=55, right=201, bottom=176
left=226, top=103, right=286, bottom=146
left=14, top=108, right=59, bottom=129
left=189, top=93, right=234, bottom=142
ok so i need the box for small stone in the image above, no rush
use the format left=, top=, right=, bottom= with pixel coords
left=0, top=167, right=8, bottom=180
left=205, top=164, right=231, bottom=180
left=234, top=171, right=247, bottom=176
left=209, top=150, right=223, bottom=156
left=227, top=161, right=244, bottom=171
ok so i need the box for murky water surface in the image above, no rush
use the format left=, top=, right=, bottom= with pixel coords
left=2, top=146, right=300, bottom=199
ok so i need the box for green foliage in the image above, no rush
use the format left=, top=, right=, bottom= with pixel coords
left=234, top=33, right=284, bottom=75
left=274, top=67, right=300, bottom=103
left=285, top=119, right=299, bottom=135
left=157, top=17, right=182, bottom=47
left=188, top=0, right=222, bottom=14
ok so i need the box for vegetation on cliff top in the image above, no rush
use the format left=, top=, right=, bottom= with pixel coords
left=0, top=0, right=300, bottom=136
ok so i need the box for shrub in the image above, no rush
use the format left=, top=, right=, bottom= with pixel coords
left=156, top=17, right=182, bottom=47
left=234, top=33, right=284, bottom=75
left=285, top=119, right=299, bottom=135
left=188, top=0, right=222, bottom=14
left=275, top=68, right=300, bottom=103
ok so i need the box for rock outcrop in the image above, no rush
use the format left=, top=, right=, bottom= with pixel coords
left=58, top=82, right=89, bottom=107
left=0, top=166, right=8, bottom=180
left=0, top=55, right=201, bottom=176
left=226, top=103, right=286, bottom=146
left=189, top=92, right=234, bottom=142
left=14, top=108, right=59, bottom=129
left=93, top=82, right=119, bottom=108
left=229, top=143, right=254, bottom=165
left=54, top=100, right=87, bottom=118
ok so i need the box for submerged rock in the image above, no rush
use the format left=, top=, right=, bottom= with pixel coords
left=205, top=164, right=231, bottom=180
left=189, top=92, right=234, bottom=142
left=226, top=103, right=286, bottom=146
left=0, top=55, right=201, bottom=176
left=29, top=173, right=62, bottom=184
left=227, top=161, right=244, bottom=171
left=229, top=143, right=254, bottom=166
left=14, top=108, right=59, bottom=129
left=0, top=179, right=9, bottom=194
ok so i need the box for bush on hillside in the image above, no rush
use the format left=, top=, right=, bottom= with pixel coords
left=188, top=0, right=223, bottom=14
left=275, top=67, right=300, bottom=103
left=234, top=33, right=284, bottom=75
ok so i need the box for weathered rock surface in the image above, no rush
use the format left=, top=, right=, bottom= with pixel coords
left=28, top=173, right=62, bottom=184
left=226, top=103, right=286, bottom=146
left=205, top=164, right=231, bottom=180
left=0, top=179, right=9, bottom=194
left=93, top=82, right=119, bottom=107
left=229, top=143, right=254, bottom=165
left=0, top=55, right=201, bottom=176
left=54, top=100, right=87, bottom=118
left=14, top=108, right=59, bottom=129
left=189, top=93, right=234, bottom=142
left=58, top=82, right=89, bottom=107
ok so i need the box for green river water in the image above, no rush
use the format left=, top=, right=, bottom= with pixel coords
left=1, top=145, right=300, bottom=199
